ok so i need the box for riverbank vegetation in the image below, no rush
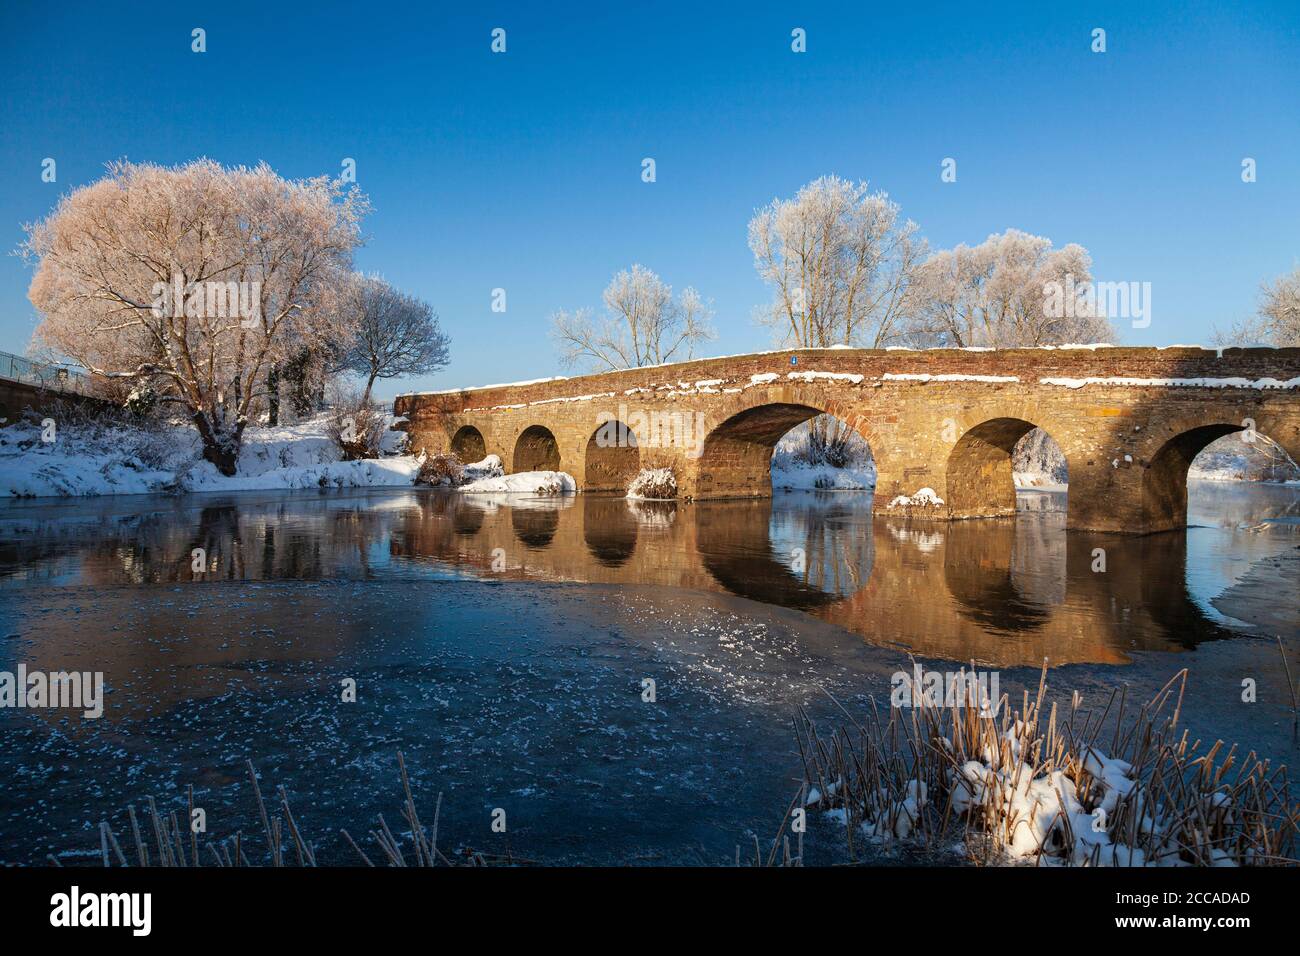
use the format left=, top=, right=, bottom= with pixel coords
left=74, top=755, right=524, bottom=868
left=0, top=396, right=418, bottom=497
left=793, top=665, right=1299, bottom=867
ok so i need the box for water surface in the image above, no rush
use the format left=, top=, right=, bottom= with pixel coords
left=0, top=482, right=1296, bottom=864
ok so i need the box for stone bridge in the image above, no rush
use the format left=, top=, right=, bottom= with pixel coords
left=394, top=346, right=1300, bottom=534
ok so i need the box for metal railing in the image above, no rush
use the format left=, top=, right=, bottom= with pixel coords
left=0, top=349, right=96, bottom=396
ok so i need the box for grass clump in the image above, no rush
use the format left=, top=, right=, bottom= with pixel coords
left=796, top=665, right=1299, bottom=866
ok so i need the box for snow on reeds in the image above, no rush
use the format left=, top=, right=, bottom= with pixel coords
left=626, top=467, right=677, bottom=500
left=796, top=665, right=1299, bottom=866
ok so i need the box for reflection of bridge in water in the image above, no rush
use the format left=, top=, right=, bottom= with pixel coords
left=1, top=489, right=1271, bottom=670
left=390, top=492, right=1240, bottom=666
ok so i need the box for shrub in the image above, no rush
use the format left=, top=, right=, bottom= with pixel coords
left=627, top=467, right=677, bottom=500
left=24, top=396, right=181, bottom=471
left=776, top=415, right=873, bottom=469
left=462, top=453, right=504, bottom=481
left=417, top=453, right=464, bottom=486
left=327, top=391, right=387, bottom=460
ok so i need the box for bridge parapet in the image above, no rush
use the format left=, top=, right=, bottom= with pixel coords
left=0, top=350, right=103, bottom=425
left=0, top=350, right=95, bottom=395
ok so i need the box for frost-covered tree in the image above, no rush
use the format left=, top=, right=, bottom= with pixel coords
left=340, top=275, right=450, bottom=405
left=551, top=264, right=715, bottom=370
left=1259, top=266, right=1300, bottom=345
left=906, top=229, right=1114, bottom=348
left=24, top=159, right=366, bottom=474
left=1216, top=265, right=1300, bottom=347
left=748, top=175, right=926, bottom=348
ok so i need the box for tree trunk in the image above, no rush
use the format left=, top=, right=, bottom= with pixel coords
left=267, top=364, right=280, bottom=426
left=193, top=410, right=243, bottom=477
left=201, top=440, right=240, bottom=476
left=362, top=373, right=376, bottom=407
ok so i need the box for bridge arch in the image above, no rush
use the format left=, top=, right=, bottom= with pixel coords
left=946, top=417, right=1069, bottom=518
left=450, top=425, right=486, bottom=463
left=1141, top=422, right=1244, bottom=531
left=512, top=425, right=561, bottom=473
left=584, top=419, right=640, bottom=492
left=693, top=390, right=874, bottom=499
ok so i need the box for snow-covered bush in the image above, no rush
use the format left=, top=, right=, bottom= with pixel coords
left=886, top=487, right=945, bottom=510
left=414, top=452, right=509, bottom=488
left=417, top=453, right=464, bottom=486
left=327, top=391, right=388, bottom=460
left=462, top=454, right=504, bottom=482
left=1, top=410, right=422, bottom=498
left=627, top=467, right=677, bottom=500
left=15, top=397, right=183, bottom=472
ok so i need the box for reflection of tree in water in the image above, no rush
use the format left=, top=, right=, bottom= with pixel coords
left=768, top=495, right=874, bottom=599
left=188, top=502, right=396, bottom=581
left=55, top=497, right=408, bottom=583
left=1, top=484, right=1272, bottom=665
left=323, top=506, right=401, bottom=579
left=1010, top=514, right=1067, bottom=607
left=0, top=512, right=164, bottom=585
left=185, top=504, right=248, bottom=580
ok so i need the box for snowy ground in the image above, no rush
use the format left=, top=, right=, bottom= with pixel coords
left=771, top=457, right=877, bottom=491
left=460, top=470, right=576, bottom=495
left=1013, top=473, right=1068, bottom=492
left=0, top=413, right=421, bottom=498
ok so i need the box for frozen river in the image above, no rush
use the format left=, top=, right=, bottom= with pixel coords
left=0, top=481, right=1296, bottom=864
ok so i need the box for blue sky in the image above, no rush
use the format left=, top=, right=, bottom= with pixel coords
left=1, top=1, right=1297, bottom=397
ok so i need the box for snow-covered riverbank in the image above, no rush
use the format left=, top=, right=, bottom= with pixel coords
left=0, top=414, right=420, bottom=498
left=770, top=419, right=877, bottom=491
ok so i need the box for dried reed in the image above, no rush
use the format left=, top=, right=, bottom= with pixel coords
left=79, top=752, right=525, bottom=867
left=795, top=664, right=1300, bottom=866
